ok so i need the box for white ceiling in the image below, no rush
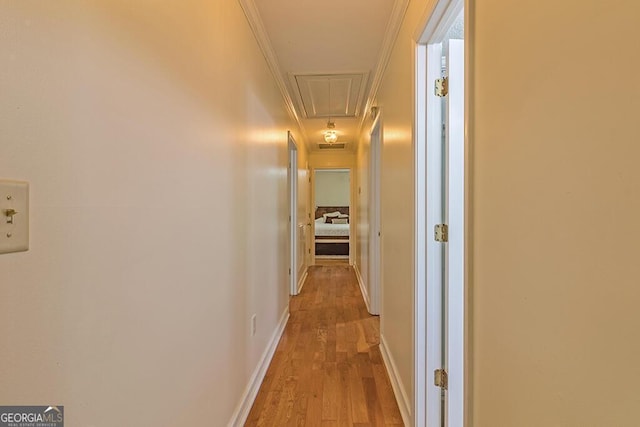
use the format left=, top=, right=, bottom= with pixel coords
left=244, top=0, right=406, bottom=151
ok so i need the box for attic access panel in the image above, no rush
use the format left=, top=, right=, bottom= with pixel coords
left=291, top=73, right=368, bottom=118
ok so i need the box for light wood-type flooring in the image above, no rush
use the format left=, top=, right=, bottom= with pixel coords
left=245, top=264, right=404, bottom=426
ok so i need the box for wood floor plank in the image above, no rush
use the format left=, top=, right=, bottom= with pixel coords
left=305, top=372, right=324, bottom=427
left=348, top=362, right=369, bottom=423
left=321, top=362, right=339, bottom=420
left=245, top=265, right=404, bottom=426
left=371, top=364, right=404, bottom=425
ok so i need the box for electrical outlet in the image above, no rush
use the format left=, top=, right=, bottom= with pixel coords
left=251, top=314, right=257, bottom=336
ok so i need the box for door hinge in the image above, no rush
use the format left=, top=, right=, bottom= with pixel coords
left=434, top=224, right=448, bottom=242
left=434, top=369, right=448, bottom=389
left=435, top=77, right=448, bottom=97
left=288, top=268, right=291, bottom=275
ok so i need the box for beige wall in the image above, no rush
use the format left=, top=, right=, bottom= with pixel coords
left=360, top=0, right=430, bottom=418
left=355, top=122, right=372, bottom=305
left=0, top=1, right=303, bottom=425
left=315, top=170, right=350, bottom=207
left=471, top=1, right=640, bottom=425
left=309, top=150, right=356, bottom=170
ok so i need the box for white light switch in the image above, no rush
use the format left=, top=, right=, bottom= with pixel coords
left=0, top=180, right=29, bottom=254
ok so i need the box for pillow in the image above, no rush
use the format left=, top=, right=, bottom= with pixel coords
left=323, top=211, right=342, bottom=223
left=332, top=218, right=348, bottom=224
left=315, top=217, right=325, bottom=223
left=338, top=214, right=349, bottom=219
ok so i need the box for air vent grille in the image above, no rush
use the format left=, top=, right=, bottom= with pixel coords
left=318, top=143, right=346, bottom=150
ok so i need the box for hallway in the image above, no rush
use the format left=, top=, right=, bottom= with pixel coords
left=245, top=265, right=403, bottom=426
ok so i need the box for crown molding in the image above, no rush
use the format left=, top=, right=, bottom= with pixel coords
left=237, top=0, right=308, bottom=146
left=359, top=0, right=410, bottom=129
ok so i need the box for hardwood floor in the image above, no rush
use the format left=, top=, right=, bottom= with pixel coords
left=245, top=265, right=404, bottom=427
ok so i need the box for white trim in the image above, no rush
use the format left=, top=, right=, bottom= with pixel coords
left=463, top=4, right=474, bottom=425
left=227, top=308, right=290, bottom=427
left=368, top=110, right=382, bottom=316
left=413, top=42, right=428, bottom=427
left=314, top=255, right=349, bottom=259
left=446, top=38, right=466, bottom=427
left=237, top=0, right=307, bottom=141
left=414, top=0, right=464, bottom=43
left=379, top=334, right=411, bottom=427
left=360, top=0, right=410, bottom=133
left=297, top=267, right=308, bottom=294
left=353, top=264, right=372, bottom=314
left=289, top=133, right=299, bottom=296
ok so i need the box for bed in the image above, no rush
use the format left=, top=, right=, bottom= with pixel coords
left=314, top=206, right=350, bottom=257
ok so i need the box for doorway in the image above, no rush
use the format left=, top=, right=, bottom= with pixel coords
left=369, top=111, right=382, bottom=315
left=288, top=132, right=299, bottom=296
left=414, top=1, right=466, bottom=426
left=312, top=169, right=351, bottom=264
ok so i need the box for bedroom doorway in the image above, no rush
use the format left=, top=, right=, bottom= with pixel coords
left=312, top=169, right=351, bottom=264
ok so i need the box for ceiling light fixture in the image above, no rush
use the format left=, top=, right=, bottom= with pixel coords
left=324, top=130, right=338, bottom=144
left=324, top=119, right=338, bottom=143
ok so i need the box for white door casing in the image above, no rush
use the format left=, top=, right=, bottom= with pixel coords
left=288, top=132, right=298, bottom=296
left=369, top=111, right=382, bottom=316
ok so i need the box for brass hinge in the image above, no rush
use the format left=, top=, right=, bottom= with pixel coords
left=434, top=369, right=448, bottom=389
left=435, top=77, right=448, bottom=97
left=434, top=224, right=448, bottom=242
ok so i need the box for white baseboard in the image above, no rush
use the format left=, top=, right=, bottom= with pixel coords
left=353, top=264, right=372, bottom=313
left=227, top=307, right=289, bottom=427
left=297, top=267, right=308, bottom=294
left=379, top=334, right=412, bottom=426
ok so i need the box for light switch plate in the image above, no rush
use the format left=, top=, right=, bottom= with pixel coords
left=0, top=180, right=29, bottom=254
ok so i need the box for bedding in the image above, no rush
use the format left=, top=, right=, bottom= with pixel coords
left=314, top=206, right=350, bottom=257
left=315, top=220, right=350, bottom=237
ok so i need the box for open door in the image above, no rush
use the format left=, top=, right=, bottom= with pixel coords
left=416, top=4, right=465, bottom=426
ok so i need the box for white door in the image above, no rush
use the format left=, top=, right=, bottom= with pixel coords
left=443, top=38, right=465, bottom=427
left=423, top=37, right=465, bottom=427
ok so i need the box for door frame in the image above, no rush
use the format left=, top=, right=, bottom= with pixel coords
left=369, top=110, right=382, bottom=316
left=311, top=167, right=353, bottom=265
left=288, top=132, right=299, bottom=296
left=413, top=0, right=471, bottom=426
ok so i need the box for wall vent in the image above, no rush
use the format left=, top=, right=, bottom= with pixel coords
left=318, top=143, right=346, bottom=150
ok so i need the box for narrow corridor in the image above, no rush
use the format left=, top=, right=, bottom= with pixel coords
left=245, top=265, right=403, bottom=426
